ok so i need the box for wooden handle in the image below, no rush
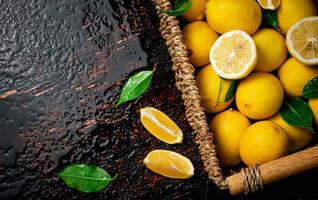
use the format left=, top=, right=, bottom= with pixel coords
left=226, top=145, right=318, bottom=196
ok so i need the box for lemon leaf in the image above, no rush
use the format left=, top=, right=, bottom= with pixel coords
left=225, top=80, right=238, bottom=102
left=302, top=77, right=318, bottom=99
left=174, top=0, right=188, bottom=8
left=216, top=78, right=223, bottom=106
left=115, top=70, right=153, bottom=107
left=280, top=98, right=315, bottom=133
left=164, top=0, right=192, bottom=16
left=58, top=164, right=116, bottom=193
left=262, top=9, right=280, bottom=32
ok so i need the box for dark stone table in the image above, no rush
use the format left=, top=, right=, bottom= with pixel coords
left=0, top=0, right=317, bottom=199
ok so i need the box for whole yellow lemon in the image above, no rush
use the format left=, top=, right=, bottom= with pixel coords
left=196, top=64, right=234, bottom=113
left=277, top=0, right=317, bottom=34
left=269, top=114, right=314, bottom=152
left=236, top=72, right=284, bottom=120
left=239, top=121, right=290, bottom=166
left=309, top=99, right=318, bottom=127
left=183, top=0, right=207, bottom=22
left=210, top=109, right=250, bottom=166
left=182, top=21, right=219, bottom=67
left=278, top=58, right=318, bottom=97
left=252, top=28, right=287, bottom=72
left=205, top=0, right=262, bottom=34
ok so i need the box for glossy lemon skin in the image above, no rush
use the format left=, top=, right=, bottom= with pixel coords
left=196, top=65, right=234, bottom=113
left=210, top=109, right=250, bottom=166
left=206, top=0, right=262, bottom=34
left=182, top=21, right=219, bottom=67
left=277, top=0, right=317, bottom=34
left=239, top=121, right=290, bottom=166
left=278, top=58, right=318, bottom=97
left=236, top=72, right=284, bottom=120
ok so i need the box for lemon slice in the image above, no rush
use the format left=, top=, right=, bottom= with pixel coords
left=140, top=107, right=183, bottom=144
left=257, top=0, right=281, bottom=10
left=143, top=150, right=194, bottom=179
left=286, top=16, right=318, bottom=65
left=209, top=30, right=257, bottom=80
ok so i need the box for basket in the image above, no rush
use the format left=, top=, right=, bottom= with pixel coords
left=154, top=0, right=318, bottom=195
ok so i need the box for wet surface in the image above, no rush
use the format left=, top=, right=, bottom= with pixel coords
left=0, top=0, right=318, bottom=199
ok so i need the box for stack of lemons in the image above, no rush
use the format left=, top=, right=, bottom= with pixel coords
left=141, top=0, right=318, bottom=179
left=184, top=0, right=318, bottom=166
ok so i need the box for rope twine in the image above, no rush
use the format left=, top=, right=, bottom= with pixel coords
left=154, top=0, right=227, bottom=189
left=242, top=166, right=264, bottom=194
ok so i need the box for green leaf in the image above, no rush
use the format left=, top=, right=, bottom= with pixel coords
left=174, top=0, right=188, bottom=8
left=225, top=80, right=238, bottom=102
left=164, top=0, right=192, bottom=16
left=216, top=78, right=223, bottom=106
left=115, top=70, right=154, bottom=107
left=262, top=9, right=280, bottom=31
left=58, top=164, right=116, bottom=193
left=280, top=98, right=315, bottom=133
left=302, top=77, right=318, bottom=98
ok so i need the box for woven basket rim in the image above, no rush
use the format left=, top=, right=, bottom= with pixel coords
left=154, top=0, right=228, bottom=189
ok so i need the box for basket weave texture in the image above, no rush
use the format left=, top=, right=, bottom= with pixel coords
left=154, top=0, right=228, bottom=189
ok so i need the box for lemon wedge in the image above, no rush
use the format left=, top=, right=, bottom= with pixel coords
left=209, top=30, right=257, bottom=79
left=140, top=107, right=183, bottom=144
left=143, top=150, right=194, bottom=179
left=286, top=16, right=318, bottom=65
left=257, top=0, right=281, bottom=10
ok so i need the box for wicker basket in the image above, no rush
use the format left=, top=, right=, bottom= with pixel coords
left=154, top=0, right=318, bottom=195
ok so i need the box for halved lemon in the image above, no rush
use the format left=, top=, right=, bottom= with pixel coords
left=257, top=0, right=281, bottom=10
left=209, top=30, right=257, bottom=80
left=140, top=107, right=183, bottom=144
left=286, top=16, right=318, bottom=65
left=143, top=150, right=194, bottom=179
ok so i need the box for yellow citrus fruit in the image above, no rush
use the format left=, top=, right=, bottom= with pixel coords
left=205, top=0, right=262, bottom=35
left=195, top=64, right=234, bottom=113
left=257, top=0, right=281, bottom=10
left=286, top=17, right=318, bottom=65
left=269, top=113, right=313, bottom=152
left=182, top=21, right=219, bottom=67
left=209, top=30, right=257, bottom=79
left=252, top=28, right=287, bottom=72
left=236, top=72, right=284, bottom=120
left=277, top=0, right=317, bottom=34
left=309, top=98, right=318, bottom=127
left=210, top=109, right=250, bottom=166
left=183, top=0, right=208, bottom=22
left=278, top=58, right=318, bottom=97
left=239, top=121, right=290, bottom=166
left=143, top=150, right=194, bottom=179
left=140, top=107, right=183, bottom=144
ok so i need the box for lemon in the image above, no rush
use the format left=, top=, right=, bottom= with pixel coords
left=236, top=72, right=284, bottom=120
left=309, top=99, right=318, bottom=127
left=239, top=121, right=290, bottom=166
left=278, top=58, right=318, bottom=97
left=286, top=17, right=318, bottom=65
left=143, top=150, right=194, bottom=179
left=195, top=65, right=234, bottom=113
left=182, top=21, right=219, bottom=67
left=253, top=28, right=287, bottom=72
left=269, top=113, right=313, bottom=152
left=140, top=107, right=183, bottom=144
left=210, top=109, right=250, bottom=166
left=277, top=0, right=317, bottom=34
left=257, top=0, right=281, bottom=10
left=183, top=0, right=208, bottom=22
left=205, top=0, right=262, bottom=35
left=209, top=30, right=257, bottom=79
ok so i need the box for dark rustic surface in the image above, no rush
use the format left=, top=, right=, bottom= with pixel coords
left=0, top=0, right=318, bottom=199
